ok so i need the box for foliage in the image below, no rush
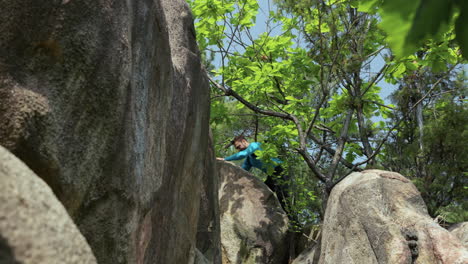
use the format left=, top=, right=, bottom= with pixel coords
left=187, top=0, right=467, bottom=223
left=383, top=72, right=467, bottom=220
left=355, top=0, right=468, bottom=60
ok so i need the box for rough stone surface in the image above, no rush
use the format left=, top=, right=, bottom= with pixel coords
left=0, top=145, right=96, bottom=264
left=318, top=169, right=468, bottom=264
left=0, top=0, right=210, bottom=263
left=194, top=248, right=212, bottom=264
left=292, top=229, right=321, bottom=264
left=292, top=244, right=320, bottom=264
left=196, top=132, right=222, bottom=263
left=449, top=222, right=468, bottom=247
left=217, top=160, right=289, bottom=264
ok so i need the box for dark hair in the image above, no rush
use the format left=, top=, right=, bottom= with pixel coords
left=231, top=135, right=246, bottom=144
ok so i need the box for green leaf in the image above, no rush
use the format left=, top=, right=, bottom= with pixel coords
left=455, top=1, right=468, bottom=60
left=394, top=63, right=407, bottom=78
left=406, top=0, right=454, bottom=50
left=379, top=0, right=421, bottom=56
left=377, top=0, right=467, bottom=58
left=447, top=48, right=459, bottom=64
left=356, top=0, right=379, bottom=13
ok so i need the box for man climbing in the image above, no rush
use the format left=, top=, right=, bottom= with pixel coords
left=217, top=135, right=290, bottom=214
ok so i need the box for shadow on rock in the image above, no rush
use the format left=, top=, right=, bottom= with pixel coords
left=0, top=234, right=21, bottom=264
left=217, top=160, right=289, bottom=264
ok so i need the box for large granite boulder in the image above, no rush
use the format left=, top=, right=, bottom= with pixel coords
left=196, top=133, right=222, bottom=263
left=217, top=160, right=289, bottom=264
left=292, top=228, right=321, bottom=264
left=292, top=244, right=320, bottom=264
left=194, top=248, right=212, bottom=264
left=0, top=0, right=210, bottom=263
left=0, top=145, right=96, bottom=264
left=318, top=170, right=468, bottom=264
left=449, top=222, right=468, bottom=247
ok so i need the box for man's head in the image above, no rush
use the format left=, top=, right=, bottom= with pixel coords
left=232, top=135, right=249, bottom=151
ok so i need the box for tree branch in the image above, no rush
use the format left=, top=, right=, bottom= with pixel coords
left=297, top=148, right=327, bottom=183
left=306, top=94, right=327, bottom=137
left=364, top=99, right=395, bottom=110
left=328, top=108, right=354, bottom=180
left=309, top=133, right=358, bottom=170
left=207, top=71, right=330, bottom=183
left=362, top=64, right=389, bottom=95
left=355, top=103, right=374, bottom=159
left=340, top=71, right=455, bottom=179
left=207, top=73, right=293, bottom=120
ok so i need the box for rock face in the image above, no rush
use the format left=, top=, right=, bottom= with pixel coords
left=449, top=222, right=468, bottom=247
left=319, top=170, right=468, bottom=264
left=0, top=145, right=96, bottom=264
left=217, top=160, right=289, bottom=264
left=196, top=133, right=222, bottom=263
left=292, top=229, right=321, bottom=264
left=292, top=244, right=320, bottom=264
left=0, top=0, right=210, bottom=263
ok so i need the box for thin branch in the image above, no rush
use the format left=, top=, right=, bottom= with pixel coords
left=273, top=76, right=288, bottom=103
left=361, top=64, right=389, bottom=95
left=315, top=124, right=335, bottom=134
left=328, top=108, right=354, bottom=180
left=364, top=46, right=386, bottom=61
left=363, top=100, right=395, bottom=110
left=430, top=89, right=459, bottom=98
left=306, top=94, right=327, bottom=137
left=313, top=125, right=335, bottom=134
left=309, top=133, right=358, bottom=170
left=297, top=148, right=327, bottom=183
left=207, top=73, right=293, bottom=120
left=224, top=1, right=248, bottom=53
left=206, top=48, right=248, bottom=58
left=338, top=68, right=457, bottom=181
left=355, top=98, right=374, bottom=160
left=410, top=68, right=454, bottom=109
left=211, top=94, right=228, bottom=100
left=314, top=145, right=325, bottom=165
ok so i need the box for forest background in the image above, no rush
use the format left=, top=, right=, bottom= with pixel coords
left=186, top=0, right=467, bottom=228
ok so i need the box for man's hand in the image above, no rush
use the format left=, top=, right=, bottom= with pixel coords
left=216, top=157, right=225, bottom=161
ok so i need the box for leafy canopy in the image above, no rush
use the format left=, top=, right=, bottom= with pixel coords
left=355, top=0, right=468, bottom=59
left=188, top=0, right=467, bottom=222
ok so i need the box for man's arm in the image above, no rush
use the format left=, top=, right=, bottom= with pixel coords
left=224, top=147, right=253, bottom=161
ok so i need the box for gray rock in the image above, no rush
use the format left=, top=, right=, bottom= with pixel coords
left=197, top=132, right=222, bottom=263
left=0, top=145, right=96, bottom=264
left=0, top=0, right=210, bottom=263
left=292, top=245, right=320, bottom=264
left=217, top=161, right=289, bottom=264
left=194, top=248, right=212, bottom=264
left=319, top=170, right=468, bottom=264
left=292, top=229, right=321, bottom=264
left=449, top=222, right=468, bottom=247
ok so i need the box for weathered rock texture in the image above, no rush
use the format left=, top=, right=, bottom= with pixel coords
left=449, top=222, right=468, bottom=247
left=0, top=145, right=96, bottom=264
left=292, top=228, right=321, bottom=264
left=196, top=132, right=222, bottom=263
left=292, top=244, right=320, bottom=264
left=0, top=0, right=209, bottom=263
left=319, top=169, right=468, bottom=264
left=217, top=160, right=289, bottom=264
left=194, top=248, right=212, bottom=264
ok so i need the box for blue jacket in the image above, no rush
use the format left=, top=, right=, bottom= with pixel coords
left=224, top=142, right=282, bottom=172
